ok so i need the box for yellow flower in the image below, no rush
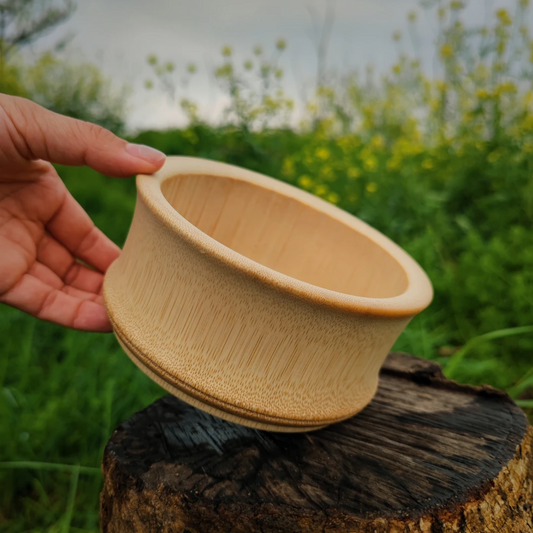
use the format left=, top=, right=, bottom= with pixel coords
left=327, top=192, right=340, bottom=204
left=476, top=88, right=489, bottom=99
left=393, top=64, right=402, bottom=74
left=366, top=182, right=378, bottom=193
left=363, top=155, right=378, bottom=171
left=298, top=175, right=313, bottom=189
left=523, top=142, right=533, bottom=153
left=495, top=81, right=517, bottom=95
left=314, top=184, right=328, bottom=196
left=276, top=39, right=287, bottom=51
left=303, top=154, right=315, bottom=167
left=315, top=147, right=331, bottom=160
left=430, top=98, right=441, bottom=112
left=221, top=45, right=233, bottom=57
left=487, top=150, right=502, bottom=163
left=387, top=157, right=402, bottom=171
left=496, top=9, right=512, bottom=26
left=347, top=167, right=361, bottom=179
left=317, top=85, right=335, bottom=98
left=337, top=137, right=351, bottom=153
left=371, top=135, right=385, bottom=149
left=282, top=158, right=295, bottom=177
left=215, top=64, right=233, bottom=78
left=441, top=43, right=453, bottom=58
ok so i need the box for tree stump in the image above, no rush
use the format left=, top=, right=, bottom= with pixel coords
left=100, top=353, right=533, bottom=533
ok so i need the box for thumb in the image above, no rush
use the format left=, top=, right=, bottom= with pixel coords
left=0, top=95, right=166, bottom=177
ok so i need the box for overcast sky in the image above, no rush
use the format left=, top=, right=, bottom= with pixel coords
left=33, top=0, right=523, bottom=130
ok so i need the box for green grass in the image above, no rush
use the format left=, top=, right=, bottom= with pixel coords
left=1, top=126, right=533, bottom=531
left=4, top=1, right=533, bottom=528
left=0, top=167, right=164, bottom=531
left=0, top=307, right=163, bottom=532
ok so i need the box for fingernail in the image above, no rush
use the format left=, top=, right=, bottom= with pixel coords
left=125, top=143, right=166, bottom=166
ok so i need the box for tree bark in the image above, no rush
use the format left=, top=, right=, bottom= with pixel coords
left=100, top=353, right=533, bottom=532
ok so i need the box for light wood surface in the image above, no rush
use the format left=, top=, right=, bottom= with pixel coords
left=103, top=157, right=433, bottom=430
left=100, top=353, right=533, bottom=532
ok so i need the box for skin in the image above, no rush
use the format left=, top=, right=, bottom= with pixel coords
left=0, top=94, right=166, bottom=332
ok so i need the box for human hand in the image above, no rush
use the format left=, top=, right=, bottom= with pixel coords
left=0, top=94, right=166, bottom=332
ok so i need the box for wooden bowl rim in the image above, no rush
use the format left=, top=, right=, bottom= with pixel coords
left=136, top=156, right=433, bottom=318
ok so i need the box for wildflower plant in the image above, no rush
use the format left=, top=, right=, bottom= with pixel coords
left=212, top=39, right=294, bottom=130
left=141, top=0, right=533, bottom=389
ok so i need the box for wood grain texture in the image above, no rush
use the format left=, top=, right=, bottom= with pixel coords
left=103, top=157, right=433, bottom=430
left=100, top=353, right=533, bottom=533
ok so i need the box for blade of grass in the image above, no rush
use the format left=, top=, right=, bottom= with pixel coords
left=0, top=461, right=100, bottom=475
left=515, top=400, right=533, bottom=408
left=445, top=325, right=533, bottom=379
left=18, top=319, right=35, bottom=390
left=62, top=465, right=80, bottom=533
left=508, top=364, right=533, bottom=398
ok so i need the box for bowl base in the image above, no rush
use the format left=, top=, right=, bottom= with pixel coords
left=115, top=334, right=327, bottom=433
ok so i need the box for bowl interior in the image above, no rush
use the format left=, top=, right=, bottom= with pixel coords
left=161, top=174, right=408, bottom=299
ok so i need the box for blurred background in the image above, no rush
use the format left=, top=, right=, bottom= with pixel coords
left=2, top=0, right=533, bottom=530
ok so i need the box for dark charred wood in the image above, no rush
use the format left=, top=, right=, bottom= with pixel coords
left=100, top=353, right=533, bottom=532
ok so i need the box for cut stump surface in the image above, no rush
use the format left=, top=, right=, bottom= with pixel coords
left=100, top=353, right=533, bottom=532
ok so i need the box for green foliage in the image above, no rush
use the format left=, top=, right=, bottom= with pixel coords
left=0, top=307, right=162, bottom=532
left=0, top=2, right=128, bottom=132
left=146, top=41, right=294, bottom=129
left=24, top=52, right=129, bottom=133
left=0, top=0, right=74, bottom=60
left=0, top=54, right=26, bottom=96
left=0, top=51, right=129, bottom=133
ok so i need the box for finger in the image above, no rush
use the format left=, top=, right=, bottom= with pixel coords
left=28, top=260, right=63, bottom=289
left=36, top=233, right=75, bottom=278
left=64, top=263, right=105, bottom=295
left=0, top=273, right=112, bottom=332
left=46, top=192, right=121, bottom=273
left=62, top=285, right=104, bottom=305
left=37, top=234, right=106, bottom=293
left=0, top=94, right=166, bottom=177
left=29, top=262, right=104, bottom=303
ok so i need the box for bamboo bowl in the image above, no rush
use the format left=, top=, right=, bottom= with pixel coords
left=104, top=157, right=433, bottom=432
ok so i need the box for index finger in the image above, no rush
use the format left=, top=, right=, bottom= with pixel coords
left=0, top=94, right=166, bottom=178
